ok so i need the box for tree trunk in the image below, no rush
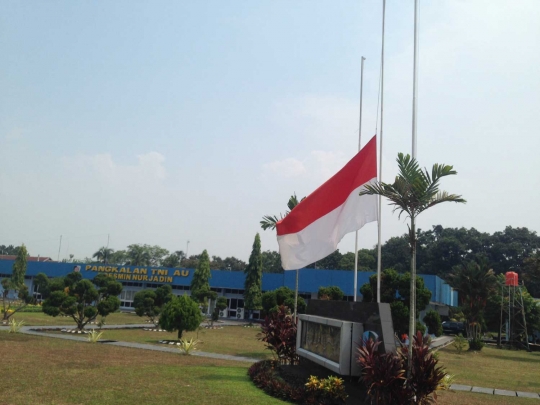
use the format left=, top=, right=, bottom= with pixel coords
left=407, top=215, right=417, bottom=379
left=178, top=329, right=183, bottom=340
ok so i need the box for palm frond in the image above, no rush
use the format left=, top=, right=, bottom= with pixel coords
left=287, top=193, right=304, bottom=211
left=420, top=191, right=466, bottom=214
left=260, top=215, right=281, bottom=231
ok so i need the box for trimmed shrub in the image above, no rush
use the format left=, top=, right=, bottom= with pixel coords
left=452, top=334, right=467, bottom=354
left=317, top=286, right=344, bottom=301
left=468, top=337, right=484, bottom=351
left=423, top=310, right=443, bottom=337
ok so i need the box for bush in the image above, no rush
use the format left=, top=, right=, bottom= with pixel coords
left=452, top=334, right=467, bottom=354
left=357, top=331, right=446, bottom=405
left=468, top=337, right=484, bottom=351
left=305, top=375, right=348, bottom=404
left=317, top=286, right=344, bottom=301
left=416, top=321, right=426, bottom=336
left=261, top=287, right=306, bottom=315
left=16, top=305, right=43, bottom=313
left=258, top=305, right=298, bottom=365
left=248, top=360, right=347, bottom=405
left=423, top=310, right=443, bottom=337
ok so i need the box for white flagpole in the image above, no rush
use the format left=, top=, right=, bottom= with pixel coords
left=409, top=0, right=420, bottom=355
left=412, top=0, right=419, bottom=159
left=376, top=0, right=386, bottom=304
left=354, top=56, right=366, bottom=302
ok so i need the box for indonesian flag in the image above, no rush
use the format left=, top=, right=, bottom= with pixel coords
left=276, top=135, right=378, bottom=270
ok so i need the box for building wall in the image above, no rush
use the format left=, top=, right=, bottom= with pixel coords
left=0, top=260, right=458, bottom=313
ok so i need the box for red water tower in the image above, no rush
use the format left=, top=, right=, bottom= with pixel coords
left=505, top=271, right=518, bottom=286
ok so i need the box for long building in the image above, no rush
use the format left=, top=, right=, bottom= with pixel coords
left=0, top=260, right=457, bottom=319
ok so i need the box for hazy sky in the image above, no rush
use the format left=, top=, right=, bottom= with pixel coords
left=1, top=1, right=539, bottom=262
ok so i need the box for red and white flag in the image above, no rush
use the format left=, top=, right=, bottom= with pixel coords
left=276, top=135, right=378, bottom=270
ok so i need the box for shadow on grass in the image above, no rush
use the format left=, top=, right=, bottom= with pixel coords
left=235, top=352, right=271, bottom=359
left=487, top=354, right=540, bottom=363
left=198, top=371, right=250, bottom=382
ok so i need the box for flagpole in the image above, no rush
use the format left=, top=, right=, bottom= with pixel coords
left=354, top=56, right=366, bottom=302
left=409, top=0, right=420, bottom=367
left=294, top=269, right=299, bottom=321
left=376, top=0, right=386, bottom=304
left=412, top=0, right=419, bottom=159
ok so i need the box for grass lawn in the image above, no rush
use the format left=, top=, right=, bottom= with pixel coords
left=437, top=391, right=538, bottom=404
left=4, top=311, right=144, bottom=326
left=438, top=344, right=540, bottom=393
left=1, top=331, right=538, bottom=405
left=100, top=326, right=271, bottom=360
left=0, top=331, right=285, bottom=405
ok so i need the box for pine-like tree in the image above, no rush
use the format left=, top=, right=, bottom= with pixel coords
left=244, top=234, right=263, bottom=317
left=190, top=249, right=211, bottom=300
left=11, top=244, right=28, bottom=288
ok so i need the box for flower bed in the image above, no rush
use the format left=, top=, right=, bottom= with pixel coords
left=248, top=360, right=353, bottom=405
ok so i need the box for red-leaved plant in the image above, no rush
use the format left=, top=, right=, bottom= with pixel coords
left=257, top=305, right=298, bottom=365
left=401, top=332, right=447, bottom=403
left=357, top=331, right=446, bottom=405
left=357, top=339, right=410, bottom=404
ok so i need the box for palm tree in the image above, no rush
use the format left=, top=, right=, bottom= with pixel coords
left=359, top=153, right=465, bottom=376
left=92, top=247, right=114, bottom=264
left=126, top=244, right=151, bottom=266
left=260, top=194, right=304, bottom=230
left=448, top=260, right=497, bottom=339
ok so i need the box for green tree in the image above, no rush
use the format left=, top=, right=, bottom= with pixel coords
left=360, top=269, right=431, bottom=336
left=159, top=295, right=203, bottom=339
left=447, top=260, right=497, bottom=339
left=126, top=244, right=151, bottom=266
left=2, top=244, right=32, bottom=321
left=261, top=287, right=306, bottom=315
left=523, top=252, right=540, bottom=297
left=109, top=250, right=127, bottom=265
left=92, top=247, right=114, bottom=264
left=359, top=153, right=465, bottom=376
left=190, top=250, right=211, bottom=300
left=147, top=245, right=170, bottom=266
left=133, top=285, right=174, bottom=326
left=162, top=254, right=181, bottom=268
left=42, top=272, right=122, bottom=330
left=261, top=250, right=283, bottom=273
left=211, top=296, right=228, bottom=326
left=317, top=286, right=345, bottom=301
left=423, top=310, right=443, bottom=337
left=484, top=274, right=540, bottom=343
left=310, top=249, right=342, bottom=270
left=11, top=245, right=27, bottom=287
left=0, top=244, right=21, bottom=256
left=244, top=234, right=263, bottom=318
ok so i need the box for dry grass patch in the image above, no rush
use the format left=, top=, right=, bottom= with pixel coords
left=103, top=325, right=271, bottom=359
left=438, top=344, right=540, bottom=393
left=0, top=331, right=285, bottom=405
